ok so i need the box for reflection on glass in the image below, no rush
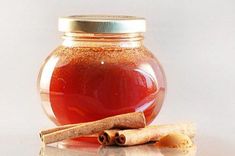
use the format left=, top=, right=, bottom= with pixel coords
left=99, top=144, right=163, bottom=156
left=160, top=146, right=196, bottom=156
left=40, top=143, right=196, bottom=156
left=38, top=56, right=60, bottom=123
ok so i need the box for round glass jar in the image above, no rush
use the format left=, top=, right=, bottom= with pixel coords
left=38, top=15, right=166, bottom=126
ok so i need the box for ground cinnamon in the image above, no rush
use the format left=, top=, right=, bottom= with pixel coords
left=158, top=132, right=193, bottom=148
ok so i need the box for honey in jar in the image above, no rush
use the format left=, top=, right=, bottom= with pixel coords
left=38, top=15, right=166, bottom=126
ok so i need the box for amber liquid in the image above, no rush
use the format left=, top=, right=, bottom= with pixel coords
left=48, top=46, right=165, bottom=125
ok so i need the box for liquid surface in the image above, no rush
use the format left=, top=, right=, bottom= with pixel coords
left=42, top=46, right=166, bottom=125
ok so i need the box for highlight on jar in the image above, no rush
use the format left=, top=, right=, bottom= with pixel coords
left=37, top=15, right=166, bottom=125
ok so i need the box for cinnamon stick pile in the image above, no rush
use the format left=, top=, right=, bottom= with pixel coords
left=40, top=112, right=195, bottom=147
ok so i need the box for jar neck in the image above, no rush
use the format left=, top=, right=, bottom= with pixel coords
left=62, top=32, right=144, bottom=48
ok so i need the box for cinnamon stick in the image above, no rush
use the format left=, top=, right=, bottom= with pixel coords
left=40, top=124, right=99, bottom=138
left=40, top=124, right=77, bottom=136
left=40, top=112, right=146, bottom=144
left=115, top=123, right=195, bottom=146
left=98, top=129, right=119, bottom=146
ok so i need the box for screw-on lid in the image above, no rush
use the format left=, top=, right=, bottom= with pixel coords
left=58, top=15, right=146, bottom=33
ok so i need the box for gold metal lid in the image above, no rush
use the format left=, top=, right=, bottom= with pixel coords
left=58, top=15, right=146, bottom=33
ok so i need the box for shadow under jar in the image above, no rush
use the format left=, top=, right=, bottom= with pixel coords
left=38, top=15, right=166, bottom=126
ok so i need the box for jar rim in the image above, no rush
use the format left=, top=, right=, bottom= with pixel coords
left=58, top=15, right=146, bottom=34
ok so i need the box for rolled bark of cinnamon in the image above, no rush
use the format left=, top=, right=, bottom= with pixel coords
left=98, top=129, right=119, bottom=146
left=115, top=123, right=195, bottom=146
left=40, top=124, right=99, bottom=138
left=40, top=112, right=146, bottom=145
left=40, top=124, right=77, bottom=136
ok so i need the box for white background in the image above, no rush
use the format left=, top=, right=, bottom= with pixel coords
left=0, top=0, right=235, bottom=155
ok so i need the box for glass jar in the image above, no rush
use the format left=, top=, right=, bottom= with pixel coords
left=38, top=15, right=166, bottom=126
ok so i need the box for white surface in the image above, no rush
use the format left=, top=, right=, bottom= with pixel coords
left=0, top=0, right=235, bottom=155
